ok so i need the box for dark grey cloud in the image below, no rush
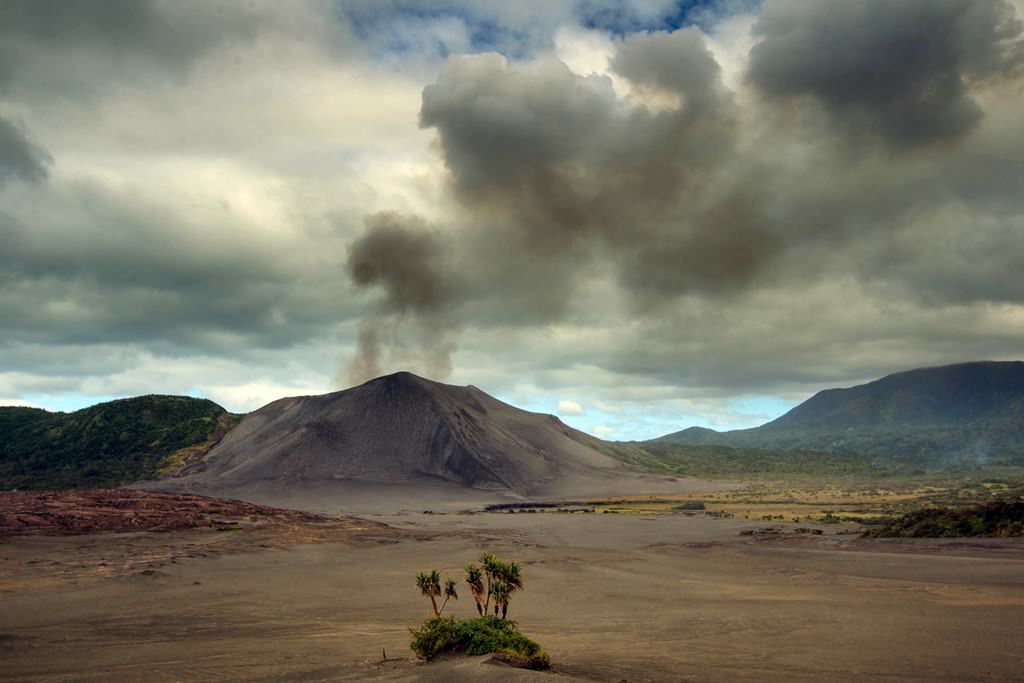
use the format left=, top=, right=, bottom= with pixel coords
left=345, top=0, right=1024, bottom=395
left=0, top=0, right=418, bottom=412
left=0, top=0, right=263, bottom=99
left=0, top=180, right=352, bottom=352
left=421, top=32, right=734, bottom=235
left=0, top=0, right=191, bottom=54
left=748, top=0, right=1024, bottom=148
left=611, top=26, right=726, bottom=112
left=417, top=29, right=753, bottom=315
left=0, top=1, right=376, bottom=393
left=0, top=115, right=51, bottom=185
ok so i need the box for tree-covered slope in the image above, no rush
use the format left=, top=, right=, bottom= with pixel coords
left=651, top=362, right=1024, bottom=468
left=769, top=361, right=1024, bottom=430
left=0, top=396, right=240, bottom=490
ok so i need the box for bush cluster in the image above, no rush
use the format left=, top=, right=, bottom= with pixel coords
left=863, top=499, right=1024, bottom=538
left=409, top=615, right=550, bottom=670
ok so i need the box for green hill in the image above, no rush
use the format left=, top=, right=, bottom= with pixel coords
left=651, top=362, right=1024, bottom=469
left=0, top=396, right=240, bottom=490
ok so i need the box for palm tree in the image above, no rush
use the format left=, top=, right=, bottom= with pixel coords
left=415, top=569, right=442, bottom=617
left=480, top=551, right=501, bottom=614
left=439, top=577, right=458, bottom=616
left=465, top=563, right=485, bottom=616
left=496, top=561, right=523, bottom=618
left=491, top=580, right=510, bottom=618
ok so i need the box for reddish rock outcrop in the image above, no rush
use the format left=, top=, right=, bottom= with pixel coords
left=0, top=488, right=328, bottom=537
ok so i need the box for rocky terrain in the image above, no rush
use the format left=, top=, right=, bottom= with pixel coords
left=0, top=489, right=331, bottom=537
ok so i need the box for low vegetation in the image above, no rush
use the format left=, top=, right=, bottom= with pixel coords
left=409, top=616, right=550, bottom=669
left=0, top=395, right=240, bottom=490
left=601, top=440, right=887, bottom=479
left=863, top=499, right=1024, bottom=538
left=411, top=551, right=549, bottom=669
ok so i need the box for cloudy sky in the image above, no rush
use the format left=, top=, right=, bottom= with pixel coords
left=2, top=0, right=1023, bottom=439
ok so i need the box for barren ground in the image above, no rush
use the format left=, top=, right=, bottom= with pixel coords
left=2, top=490, right=1023, bottom=682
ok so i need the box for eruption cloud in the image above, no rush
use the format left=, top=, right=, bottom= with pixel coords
left=342, top=212, right=456, bottom=386
left=341, top=0, right=1024, bottom=388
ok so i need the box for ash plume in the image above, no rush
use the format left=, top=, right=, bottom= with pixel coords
left=342, top=211, right=456, bottom=386
left=340, top=0, right=1024, bottom=388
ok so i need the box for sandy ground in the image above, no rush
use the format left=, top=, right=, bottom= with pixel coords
left=140, top=475, right=737, bottom=515
left=2, top=505, right=1023, bottom=682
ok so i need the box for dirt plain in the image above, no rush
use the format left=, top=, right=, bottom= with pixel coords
left=2, top=487, right=1024, bottom=682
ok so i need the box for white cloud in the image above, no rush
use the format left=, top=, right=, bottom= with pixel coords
left=0, top=398, right=39, bottom=408
left=554, top=24, right=631, bottom=97
left=557, top=399, right=584, bottom=416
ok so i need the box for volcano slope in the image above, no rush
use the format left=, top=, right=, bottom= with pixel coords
left=148, top=372, right=689, bottom=511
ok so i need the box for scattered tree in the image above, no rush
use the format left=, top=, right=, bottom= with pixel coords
left=411, top=553, right=547, bottom=669
left=441, top=577, right=458, bottom=615
left=480, top=551, right=501, bottom=614
left=421, top=553, right=523, bottom=620
left=497, top=560, right=523, bottom=618
left=491, top=580, right=509, bottom=617
left=465, top=563, right=485, bottom=616
left=416, top=570, right=459, bottom=616
left=475, top=552, right=524, bottom=619
left=416, top=570, right=442, bottom=616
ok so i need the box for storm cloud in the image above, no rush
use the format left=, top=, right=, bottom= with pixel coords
left=0, top=0, right=263, bottom=98
left=416, top=29, right=771, bottom=309
left=748, top=0, right=1024, bottom=148
left=2, top=0, right=1024, bottom=436
left=355, top=0, right=1024, bottom=397
left=0, top=115, right=50, bottom=185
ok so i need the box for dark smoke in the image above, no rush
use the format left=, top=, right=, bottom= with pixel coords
left=340, top=0, right=1024, bottom=386
left=748, top=0, right=1024, bottom=148
left=342, top=211, right=456, bottom=385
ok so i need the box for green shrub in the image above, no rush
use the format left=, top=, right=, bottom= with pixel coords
left=863, top=499, right=1024, bottom=538
left=409, top=616, right=462, bottom=659
left=409, top=616, right=549, bottom=669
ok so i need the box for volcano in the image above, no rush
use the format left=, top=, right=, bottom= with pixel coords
left=151, top=372, right=677, bottom=509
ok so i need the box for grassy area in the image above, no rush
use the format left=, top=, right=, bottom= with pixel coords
left=599, top=440, right=889, bottom=479
left=585, top=431, right=1024, bottom=527
left=485, top=472, right=1024, bottom=529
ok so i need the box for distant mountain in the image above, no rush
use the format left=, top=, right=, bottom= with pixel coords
left=157, top=372, right=656, bottom=503
left=652, top=361, right=1024, bottom=467
left=0, top=396, right=240, bottom=490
